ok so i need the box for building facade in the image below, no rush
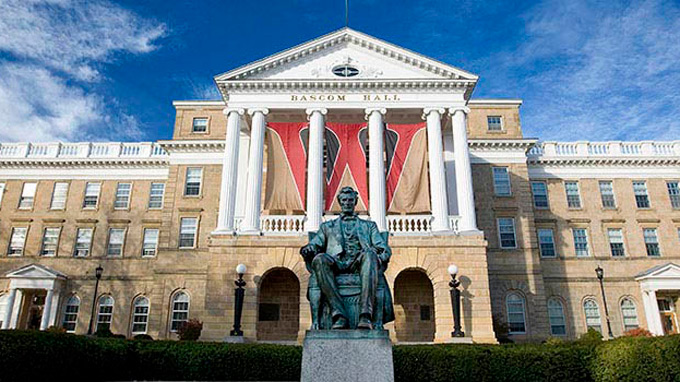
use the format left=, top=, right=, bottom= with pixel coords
left=1, top=28, right=679, bottom=343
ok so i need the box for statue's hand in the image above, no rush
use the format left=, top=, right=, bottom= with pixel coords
left=300, top=245, right=316, bottom=260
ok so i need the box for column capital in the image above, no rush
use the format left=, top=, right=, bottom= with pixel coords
left=364, top=107, right=387, bottom=120
left=247, top=108, right=269, bottom=116
left=223, top=107, right=245, bottom=116
left=422, top=107, right=446, bottom=120
left=448, top=106, right=471, bottom=116
left=305, top=108, right=328, bottom=120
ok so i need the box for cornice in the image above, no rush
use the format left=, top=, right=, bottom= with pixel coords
left=218, top=79, right=475, bottom=95
left=0, top=158, right=168, bottom=169
left=528, top=157, right=680, bottom=167
left=157, top=140, right=225, bottom=153
left=468, top=139, right=538, bottom=151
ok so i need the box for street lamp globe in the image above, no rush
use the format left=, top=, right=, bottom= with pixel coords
left=236, top=263, right=247, bottom=276
left=448, top=264, right=458, bottom=277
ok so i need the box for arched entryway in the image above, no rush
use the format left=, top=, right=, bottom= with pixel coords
left=256, top=268, right=300, bottom=341
left=394, top=269, right=435, bottom=342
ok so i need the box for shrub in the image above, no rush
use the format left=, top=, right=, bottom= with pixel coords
left=492, top=314, right=512, bottom=344
left=94, top=327, right=114, bottom=338
left=46, top=325, right=67, bottom=334
left=592, top=335, right=680, bottom=382
left=544, top=336, right=565, bottom=345
left=622, top=327, right=652, bottom=337
left=177, top=319, right=203, bottom=341
left=577, top=328, right=603, bottom=344
left=134, top=334, right=153, bottom=341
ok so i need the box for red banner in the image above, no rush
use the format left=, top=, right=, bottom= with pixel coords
left=324, top=122, right=369, bottom=211
left=385, top=123, right=430, bottom=213
left=264, top=122, right=308, bottom=211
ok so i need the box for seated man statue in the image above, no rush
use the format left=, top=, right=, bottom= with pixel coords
left=300, top=186, right=394, bottom=330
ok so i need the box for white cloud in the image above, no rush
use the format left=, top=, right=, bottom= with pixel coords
left=499, top=0, right=680, bottom=141
left=0, top=0, right=165, bottom=142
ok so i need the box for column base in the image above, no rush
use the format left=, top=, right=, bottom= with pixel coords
left=446, top=337, right=474, bottom=344
left=223, top=335, right=246, bottom=343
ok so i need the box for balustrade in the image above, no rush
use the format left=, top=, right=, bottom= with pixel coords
left=0, top=142, right=167, bottom=159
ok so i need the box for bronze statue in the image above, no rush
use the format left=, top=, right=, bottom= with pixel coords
left=300, top=186, right=394, bottom=330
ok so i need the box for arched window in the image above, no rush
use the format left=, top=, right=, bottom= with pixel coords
left=583, top=299, right=601, bottom=333
left=170, top=292, right=190, bottom=332
left=506, top=292, right=526, bottom=334
left=131, top=296, right=150, bottom=334
left=96, top=295, right=114, bottom=332
left=548, top=298, right=567, bottom=336
left=621, top=298, right=639, bottom=331
left=0, top=293, right=7, bottom=328
left=61, top=295, right=80, bottom=333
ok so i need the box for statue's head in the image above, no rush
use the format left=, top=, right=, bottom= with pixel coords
left=337, top=186, right=358, bottom=215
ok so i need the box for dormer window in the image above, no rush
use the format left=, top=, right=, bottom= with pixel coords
left=332, top=65, right=359, bottom=78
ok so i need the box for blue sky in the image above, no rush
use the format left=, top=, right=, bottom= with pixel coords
left=0, top=0, right=679, bottom=142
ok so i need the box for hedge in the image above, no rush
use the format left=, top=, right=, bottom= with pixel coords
left=0, top=330, right=679, bottom=381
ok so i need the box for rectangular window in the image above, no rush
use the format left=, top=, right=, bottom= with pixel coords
left=608, top=228, right=625, bottom=257
left=142, top=228, right=159, bottom=257
left=572, top=228, right=590, bottom=257
left=493, top=167, right=511, bottom=196
left=106, top=228, right=126, bottom=257
left=644, top=228, right=661, bottom=257
left=179, top=217, right=198, bottom=248
left=497, top=218, right=517, bottom=249
left=19, top=182, right=37, bottom=209
left=667, top=181, right=680, bottom=209
left=598, top=181, right=616, bottom=208
left=531, top=181, right=549, bottom=209
left=537, top=229, right=556, bottom=257
left=41, top=227, right=61, bottom=257
left=148, top=183, right=165, bottom=209
left=83, top=182, right=101, bottom=209
left=8, top=227, right=27, bottom=256
left=565, top=181, right=581, bottom=208
left=50, top=182, right=69, bottom=210
left=487, top=116, right=502, bottom=131
left=192, top=117, right=208, bottom=133
left=184, top=168, right=202, bottom=196
left=73, top=228, right=93, bottom=257
left=114, top=183, right=131, bottom=209
left=633, top=181, right=650, bottom=208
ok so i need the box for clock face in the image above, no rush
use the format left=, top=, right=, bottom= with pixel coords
left=332, top=65, right=359, bottom=78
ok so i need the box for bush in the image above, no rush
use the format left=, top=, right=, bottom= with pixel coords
left=622, top=327, right=652, bottom=337
left=94, top=327, right=114, bottom=338
left=134, top=334, right=153, bottom=340
left=492, top=314, right=512, bottom=344
left=544, top=337, right=565, bottom=345
left=592, top=335, right=680, bottom=382
left=46, top=325, right=66, bottom=334
left=577, top=328, right=603, bottom=344
left=177, top=318, right=203, bottom=341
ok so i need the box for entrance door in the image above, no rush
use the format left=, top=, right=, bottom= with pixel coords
left=657, top=298, right=678, bottom=335
left=26, top=292, right=46, bottom=330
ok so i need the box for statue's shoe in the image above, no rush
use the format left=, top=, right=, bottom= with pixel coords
left=357, top=316, right=373, bottom=330
left=331, top=316, right=349, bottom=330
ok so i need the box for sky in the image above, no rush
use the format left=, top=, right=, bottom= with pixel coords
left=0, top=0, right=679, bottom=143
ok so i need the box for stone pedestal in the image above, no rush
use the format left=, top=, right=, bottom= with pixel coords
left=301, top=330, right=394, bottom=382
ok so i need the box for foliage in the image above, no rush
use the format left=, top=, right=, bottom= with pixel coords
left=622, top=327, right=652, bottom=337
left=133, top=334, right=153, bottom=340
left=1, top=330, right=680, bottom=381
left=177, top=318, right=203, bottom=341
left=46, top=325, right=67, bottom=334
left=93, top=326, right=114, bottom=338
left=544, top=336, right=565, bottom=345
left=577, top=328, right=603, bottom=344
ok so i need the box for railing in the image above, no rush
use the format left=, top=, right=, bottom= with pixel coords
left=0, top=142, right=168, bottom=159
left=528, top=141, right=680, bottom=158
left=231, top=214, right=460, bottom=236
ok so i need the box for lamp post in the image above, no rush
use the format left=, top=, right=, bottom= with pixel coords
left=87, top=265, right=103, bottom=335
left=595, top=265, right=614, bottom=339
left=230, top=264, right=247, bottom=336
left=448, top=264, right=464, bottom=337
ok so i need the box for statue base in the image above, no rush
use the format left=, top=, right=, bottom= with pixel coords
left=301, top=330, right=394, bottom=382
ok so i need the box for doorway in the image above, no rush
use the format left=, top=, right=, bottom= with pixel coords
left=657, top=297, right=678, bottom=335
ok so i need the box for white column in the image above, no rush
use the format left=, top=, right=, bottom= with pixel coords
left=423, top=108, right=450, bottom=232
left=1, top=288, right=17, bottom=329
left=449, top=107, right=479, bottom=233
left=305, top=108, right=327, bottom=233
left=40, top=289, right=54, bottom=330
left=642, top=289, right=663, bottom=335
left=214, top=108, right=245, bottom=234
left=239, top=108, right=269, bottom=234
left=366, top=108, right=387, bottom=232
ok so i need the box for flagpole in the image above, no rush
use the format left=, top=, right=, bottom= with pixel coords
left=345, top=0, right=349, bottom=27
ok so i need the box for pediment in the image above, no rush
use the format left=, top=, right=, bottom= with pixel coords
left=6, top=263, right=67, bottom=280
left=215, top=28, right=478, bottom=82
left=635, top=263, right=680, bottom=280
